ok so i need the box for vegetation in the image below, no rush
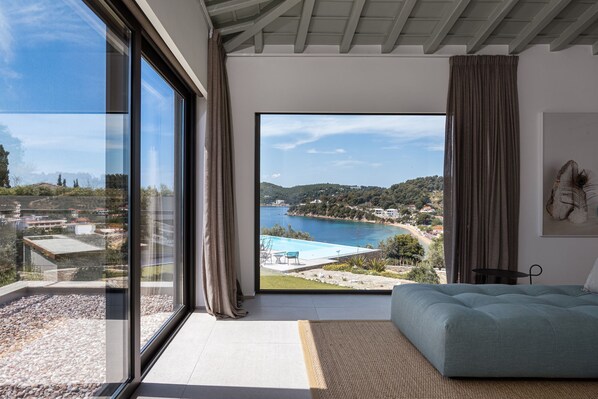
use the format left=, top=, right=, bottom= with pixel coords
left=406, top=263, right=440, bottom=284
left=261, top=176, right=443, bottom=211
left=261, top=224, right=313, bottom=240
left=378, top=234, right=424, bottom=263
left=288, top=202, right=377, bottom=221
left=425, top=235, right=445, bottom=269
left=260, top=275, right=350, bottom=290
left=0, top=144, right=10, bottom=188
left=323, top=263, right=408, bottom=280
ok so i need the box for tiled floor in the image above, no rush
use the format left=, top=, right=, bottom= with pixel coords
left=133, top=294, right=391, bottom=399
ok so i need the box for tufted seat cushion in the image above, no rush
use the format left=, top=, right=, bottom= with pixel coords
left=391, top=284, right=598, bottom=378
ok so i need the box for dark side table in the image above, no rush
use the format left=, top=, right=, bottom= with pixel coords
left=472, top=264, right=543, bottom=285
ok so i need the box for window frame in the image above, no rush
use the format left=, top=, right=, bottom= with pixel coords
left=254, top=112, right=444, bottom=295
left=82, top=0, right=197, bottom=397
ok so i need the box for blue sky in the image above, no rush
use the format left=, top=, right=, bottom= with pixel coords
left=261, top=114, right=445, bottom=188
left=0, top=0, right=176, bottom=188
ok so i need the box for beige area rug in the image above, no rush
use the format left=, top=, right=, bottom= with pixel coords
left=298, top=320, right=598, bottom=399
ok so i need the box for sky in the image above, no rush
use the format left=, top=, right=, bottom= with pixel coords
left=0, top=0, right=176, bottom=188
left=260, top=114, right=445, bottom=188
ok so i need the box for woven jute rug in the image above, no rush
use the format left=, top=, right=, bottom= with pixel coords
left=298, top=320, right=598, bottom=399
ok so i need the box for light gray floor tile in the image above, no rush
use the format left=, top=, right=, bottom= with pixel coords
left=143, top=312, right=216, bottom=384
left=186, top=342, right=309, bottom=391
left=316, top=305, right=390, bottom=320
left=311, top=294, right=390, bottom=308
left=248, top=294, right=314, bottom=308
left=208, top=319, right=302, bottom=345
left=241, top=303, right=319, bottom=321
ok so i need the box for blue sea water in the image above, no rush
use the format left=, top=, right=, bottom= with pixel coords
left=260, top=206, right=410, bottom=248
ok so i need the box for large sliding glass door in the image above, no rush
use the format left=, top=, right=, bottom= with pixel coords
left=0, top=0, right=194, bottom=397
left=139, top=58, right=185, bottom=349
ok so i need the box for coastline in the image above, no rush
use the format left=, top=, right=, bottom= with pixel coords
left=284, top=210, right=434, bottom=248
left=389, top=222, right=432, bottom=247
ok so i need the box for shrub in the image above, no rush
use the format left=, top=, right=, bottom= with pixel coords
left=261, top=224, right=313, bottom=240
left=378, top=234, right=424, bottom=263
left=406, top=263, right=440, bottom=284
left=346, top=256, right=366, bottom=269
left=367, top=258, right=387, bottom=273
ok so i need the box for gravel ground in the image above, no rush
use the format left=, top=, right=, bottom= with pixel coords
left=0, top=294, right=173, bottom=398
left=288, top=267, right=447, bottom=289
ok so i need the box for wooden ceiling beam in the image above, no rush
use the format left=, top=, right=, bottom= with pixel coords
left=339, top=0, right=366, bottom=53
left=381, top=0, right=418, bottom=54
left=423, top=0, right=471, bottom=54
left=294, top=0, right=316, bottom=53
left=207, top=0, right=272, bottom=16
left=550, top=2, right=598, bottom=51
left=224, top=0, right=301, bottom=52
left=509, top=0, right=572, bottom=54
left=255, top=30, right=264, bottom=53
left=467, top=0, right=518, bottom=54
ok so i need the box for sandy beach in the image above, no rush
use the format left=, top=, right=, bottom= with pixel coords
left=391, top=222, right=433, bottom=247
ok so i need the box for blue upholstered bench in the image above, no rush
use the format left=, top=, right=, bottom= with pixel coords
left=391, top=284, right=598, bottom=378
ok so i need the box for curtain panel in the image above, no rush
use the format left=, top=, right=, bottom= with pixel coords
left=444, top=55, right=520, bottom=284
left=202, top=30, right=247, bottom=318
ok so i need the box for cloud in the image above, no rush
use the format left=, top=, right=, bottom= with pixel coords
left=307, top=148, right=346, bottom=154
left=271, top=173, right=281, bottom=179
left=262, top=114, right=445, bottom=150
left=332, top=160, right=382, bottom=169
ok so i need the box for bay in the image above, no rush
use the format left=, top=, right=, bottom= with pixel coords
left=260, top=206, right=410, bottom=248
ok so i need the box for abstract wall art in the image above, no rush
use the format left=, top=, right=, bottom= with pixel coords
left=543, top=113, right=598, bottom=236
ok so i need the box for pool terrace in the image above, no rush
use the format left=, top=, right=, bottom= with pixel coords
left=260, top=235, right=379, bottom=272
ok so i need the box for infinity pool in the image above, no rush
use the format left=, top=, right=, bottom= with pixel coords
left=261, top=235, right=377, bottom=260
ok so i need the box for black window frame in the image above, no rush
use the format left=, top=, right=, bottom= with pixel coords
left=82, top=0, right=197, bottom=397
left=254, top=112, right=444, bottom=295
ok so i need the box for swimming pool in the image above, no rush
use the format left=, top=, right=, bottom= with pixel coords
left=261, top=235, right=377, bottom=260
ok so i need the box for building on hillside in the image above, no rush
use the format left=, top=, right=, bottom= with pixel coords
left=420, top=205, right=435, bottom=213
left=385, top=209, right=399, bottom=218
left=23, top=235, right=104, bottom=280
left=373, top=208, right=385, bottom=217
left=66, top=223, right=96, bottom=235
left=18, top=217, right=67, bottom=231
left=310, top=199, right=322, bottom=204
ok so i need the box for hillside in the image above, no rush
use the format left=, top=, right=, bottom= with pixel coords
left=261, top=176, right=443, bottom=210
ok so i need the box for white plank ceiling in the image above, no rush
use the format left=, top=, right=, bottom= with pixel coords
left=202, top=0, right=598, bottom=54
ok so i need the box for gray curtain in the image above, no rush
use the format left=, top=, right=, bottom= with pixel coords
left=444, top=55, right=520, bottom=284
left=202, top=30, right=247, bottom=318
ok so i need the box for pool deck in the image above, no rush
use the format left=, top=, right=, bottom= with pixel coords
left=261, top=248, right=380, bottom=273
left=261, top=257, right=339, bottom=272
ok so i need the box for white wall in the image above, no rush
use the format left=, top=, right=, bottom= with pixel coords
left=518, top=46, right=598, bottom=285
left=227, top=45, right=598, bottom=295
left=138, top=0, right=209, bottom=96
left=137, top=0, right=210, bottom=306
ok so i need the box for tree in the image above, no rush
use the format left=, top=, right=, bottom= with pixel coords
left=379, top=234, right=424, bottom=263
left=57, top=173, right=63, bottom=187
left=0, top=145, right=10, bottom=188
left=425, top=235, right=445, bottom=269
left=415, top=213, right=433, bottom=226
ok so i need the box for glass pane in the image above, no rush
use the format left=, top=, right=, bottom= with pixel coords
left=140, top=58, right=183, bottom=349
left=0, top=0, right=130, bottom=396
left=259, top=114, right=446, bottom=291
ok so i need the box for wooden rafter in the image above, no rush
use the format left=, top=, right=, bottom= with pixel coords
left=339, top=0, right=366, bottom=53
left=207, top=0, right=272, bottom=16
left=294, top=0, right=315, bottom=53
left=224, top=0, right=301, bottom=52
left=467, top=0, right=518, bottom=54
left=423, top=0, right=471, bottom=54
left=381, top=0, right=418, bottom=54
left=509, top=0, right=572, bottom=54
left=550, top=2, right=598, bottom=51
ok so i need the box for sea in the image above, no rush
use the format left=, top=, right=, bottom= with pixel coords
left=260, top=206, right=410, bottom=248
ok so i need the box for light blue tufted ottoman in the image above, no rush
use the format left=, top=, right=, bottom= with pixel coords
left=391, top=284, right=598, bottom=378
